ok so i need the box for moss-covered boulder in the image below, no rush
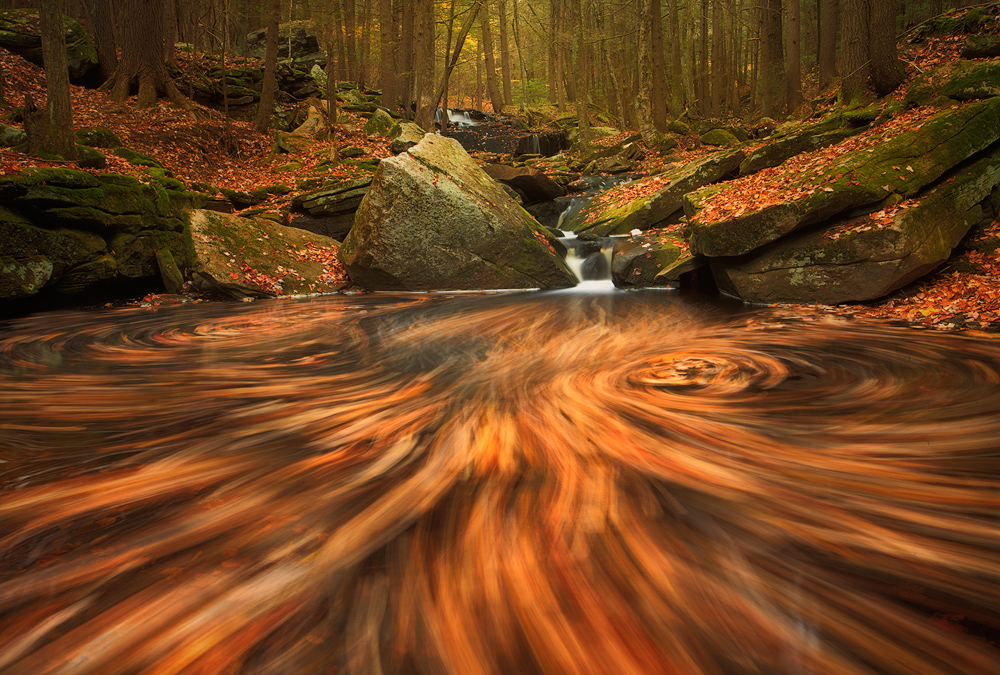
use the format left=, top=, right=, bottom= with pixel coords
left=0, top=9, right=99, bottom=85
left=711, top=146, right=1000, bottom=304
left=187, top=209, right=347, bottom=298
left=290, top=177, right=372, bottom=240
left=339, top=135, right=575, bottom=291
left=76, top=127, right=122, bottom=148
left=740, top=128, right=861, bottom=176
left=700, top=128, right=740, bottom=147
left=113, top=147, right=164, bottom=168
left=363, top=108, right=396, bottom=137
left=564, top=149, right=745, bottom=236
left=940, top=60, right=1000, bottom=101
left=961, top=34, right=1000, bottom=58
left=610, top=231, right=701, bottom=288
left=687, top=97, right=1000, bottom=258
left=389, top=121, right=427, bottom=154
left=0, top=123, right=26, bottom=147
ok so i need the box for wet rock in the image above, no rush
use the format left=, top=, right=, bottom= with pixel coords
left=712, top=147, right=1000, bottom=304
left=611, top=232, right=700, bottom=288
left=339, top=135, right=575, bottom=291
left=687, top=97, right=1000, bottom=258
left=482, top=164, right=566, bottom=203
left=564, top=149, right=745, bottom=236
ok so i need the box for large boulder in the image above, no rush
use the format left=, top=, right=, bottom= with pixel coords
left=481, top=164, right=566, bottom=203
left=686, top=97, right=1000, bottom=258
left=564, top=149, right=744, bottom=236
left=389, top=122, right=427, bottom=153
left=187, top=209, right=347, bottom=298
left=0, top=9, right=99, bottom=85
left=339, top=135, right=576, bottom=291
left=363, top=108, right=396, bottom=137
left=710, top=147, right=1000, bottom=304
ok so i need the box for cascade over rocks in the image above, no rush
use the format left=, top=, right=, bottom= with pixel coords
left=711, top=147, right=1000, bottom=304
left=339, top=135, right=575, bottom=291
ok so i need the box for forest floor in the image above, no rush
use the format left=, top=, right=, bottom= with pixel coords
left=1, top=27, right=998, bottom=331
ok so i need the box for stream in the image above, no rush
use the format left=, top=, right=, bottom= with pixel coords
left=0, top=291, right=998, bottom=674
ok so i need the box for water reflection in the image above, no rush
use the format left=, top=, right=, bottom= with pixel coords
left=0, top=292, right=998, bottom=674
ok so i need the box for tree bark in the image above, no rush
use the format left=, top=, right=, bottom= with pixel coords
left=413, top=0, right=435, bottom=130
left=343, top=0, right=358, bottom=81
left=650, top=0, right=667, bottom=130
left=817, top=0, right=838, bottom=89
left=786, top=0, right=802, bottom=110
left=636, top=0, right=656, bottom=145
left=253, top=0, right=279, bottom=132
left=667, top=0, right=682, bottom=116
left=89, top=0, right=117, bottom=82
left=840, top=0, right=869, bottom=102
left=102, top=0, right=188, bottom=108
left=441, top=0, right=456, bottom=134
left=475, top=34, right=483, bottom=110
left=360, top=0, right=371, bottom=87
left=400, top=0, right=414, bottom=112
left=573, top=0, right=590, bottom=142
left=512, top=0, right=529, bottom=108
left=379, top=0, right=397, bottom=108
left=699, top=0, right=708, bottom=114
left=868, top=0, right=903, bottom=95
left=481, top=2, right=504, bottom=113
left=31, top=0, right=75, bottom=159
left=758, top=0, right=785, bottom=118
left=711, top=0, right=725, bottom=116
left=497, top=0, right=513, bottom=107
left=548, top=0, right=558, bottom=104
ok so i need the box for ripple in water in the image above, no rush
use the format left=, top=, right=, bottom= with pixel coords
left=0, top=292, right=998, bottom=674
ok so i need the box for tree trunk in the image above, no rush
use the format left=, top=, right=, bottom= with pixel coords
left=511, top=0, right=528, bottom=108
left=413, top=0, right=435, bottom=130
left=360, top=0, right=371, bottom=87
left=548, top=0, right=558, bottom=104
left=817, top=0, right=838, bottom=89
left=89, top=0, right=117, bottom=82
left=441, top=0, right=456, bottom=134
left=163, top=0, right=177, bottom=63
left=101, top=0, right=187, bottom=108
left=699, top=0, right=708, bottom=114
left=868, top=0, right=903, bottom=95
left=636, top=0, right=656, bottom=145
left=650, top=0, right=667, bottom=130
left=475, top=35, right=483, bottom=110
left=326, top=39, right=340, bottom=165
left=497, top=0, right=513, bottom=107
left=253, top=0, right=279, bottom=132
left=758, top=0, right=785, bottom=118
left=573, top=0, right=590, bottom=142
left=30, top=0, right=75, bottom=159
left=667, top=0, right=682, bottom=116
left=786, top=0, right=802, bottom=110
left=433, top=1, right=482, bottom=113
left=840, top=0, right=869, bottom=102
left=379, top=0, right=397, bottom=108
left=711, top=0, right=725, bottom=116
left=559, top=0, right=576, bottom=102
left=343, top=0, right=357, bottom=81
left=481, top=2, right=504, bottom=113
left=400, top=0, right=414, bottom=113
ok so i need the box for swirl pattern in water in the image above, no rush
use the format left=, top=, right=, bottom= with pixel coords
left=0, top=292, right=998, bottom=675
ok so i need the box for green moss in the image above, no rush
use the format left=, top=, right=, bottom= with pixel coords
left=75, top=127, right=121, bottom=148
left=113, top=146, right=164, bottom=168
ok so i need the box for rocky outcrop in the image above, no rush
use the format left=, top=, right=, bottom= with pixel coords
left=339, top=135, right=575, bottom=291
left=563, top=149, right=744, bottom=236
left=710, top=147, right=1000, bottom=304
left=610, top=231, right=700, bottom=288
left=290, top=177, right=372, bottom=241
left=245, top=20, right=326, bottom=68
left=187, top=210, right=346, bottom=298
left=481, top=164, right=566, bottom=203
left=0, top=168, right=200, bottom=302
left=363, top=108, right=396, bottom=137
left=686, top=98, right=1000, bottom=258
left=389, top=122, right=427, bottom=154
left=0, top=9, right=99, bottom=86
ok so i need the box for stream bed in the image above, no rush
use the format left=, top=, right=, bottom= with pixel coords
left=0, top=290, right=998, bottom=674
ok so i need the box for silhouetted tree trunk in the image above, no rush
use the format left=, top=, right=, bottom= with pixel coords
left=481, top=2, right=503, bottom=112
left=475, top=36, right=483, bottom=109
left=667, top=0, right=682, bottom=116
left=88, top=0, right=117, bottom=82
left=649, top=0, right=666, bottom=130
left=786, top=0, right=802, bottom=110
left=253, top=0, right=279, bottom=132
left=818, top=0, right=838, bottom=89
left=512, top=0, right=528, bottom=107
left=497, top=0, right=513, bottom=107
left=326, top=38, right=340, bottom=165
left=869, top=0, right=903, bottom=95
left=698, top=0, right=708, bottom=112
left=758, top=0, right=784, bottom=117
left=360, top=0, right=371, bottom=87
left=102, top=0, right=188, bottom=108
left=27, top=0, right=75, bottom=159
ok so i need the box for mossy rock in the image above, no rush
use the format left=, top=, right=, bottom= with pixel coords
left=276, top=161, right=302, bottom=172
left=113, top=147, right=164, bottom=169
left=843, top=104, right=881, bottom=127
left=219, top=187, right=266, bottom=208
left=667, top=120, right=690, bottom=135
left=75, top=127, right=122, bottom=148
left=961, top=34, right=1000, bottom=59
left=363, top=107, right=396, bottom=137
left=341, top=145, right=367, bottom=158
left=611, top=231, right=701, bottom=288
left=699, top=128, right=740, bottom=147
left=74, top=144, right=106, bottom=169
left=0, top=123, right=26, bottom=147
left=940, top=60, right=1000, bottom=101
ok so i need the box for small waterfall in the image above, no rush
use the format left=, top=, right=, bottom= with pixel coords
left=556, top=228, right=616, bottom=291
left=437, top=108, right=478, bottom=127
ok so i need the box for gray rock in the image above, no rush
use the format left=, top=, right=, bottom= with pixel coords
left=363, top=108, right=396, bottom=137
left=0, top=123, right=26, bottom=147
left=339, top=135, right=576, bottom=291
left=389, top=122, right=427, bottom=154
left=611, top=232, right=701, bottom=288
left=711, top=146, right=1000, bottom=304
left=481, top=164, right=566, bottom=203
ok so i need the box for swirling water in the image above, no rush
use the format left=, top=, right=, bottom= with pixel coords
left=0, top=291, right=998, bottom=675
